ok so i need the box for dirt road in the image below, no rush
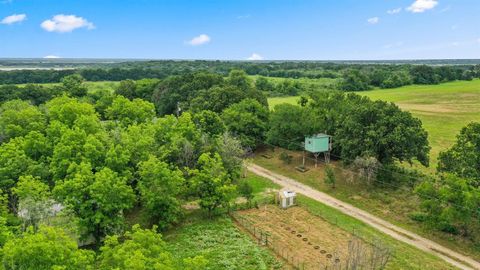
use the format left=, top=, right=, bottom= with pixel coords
left=248, top=164, right=480, bottom=270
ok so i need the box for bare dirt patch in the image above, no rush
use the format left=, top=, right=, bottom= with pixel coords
left=236, top=205, right=355, bottom=268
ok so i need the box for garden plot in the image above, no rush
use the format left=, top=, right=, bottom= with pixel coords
left=236, top=205, right=356, bottom=268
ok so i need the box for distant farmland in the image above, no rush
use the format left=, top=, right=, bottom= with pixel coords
left=267, top=79, right=480, bottom=169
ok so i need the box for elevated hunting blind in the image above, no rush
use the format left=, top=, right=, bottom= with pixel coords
left=304, top=133, right=332, bottom=167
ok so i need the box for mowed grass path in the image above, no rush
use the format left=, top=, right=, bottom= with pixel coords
left=268, top=79, right=480, bottom=168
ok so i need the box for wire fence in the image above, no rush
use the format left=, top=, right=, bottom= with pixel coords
left=230, top=201, right=392, bottom=270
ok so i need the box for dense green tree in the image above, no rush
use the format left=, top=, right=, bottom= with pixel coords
left=0, top=137, right=37, bottom=191
left=53, top=163, right=135, bottom=243
left=190, top=153, right=236, bottom=216
left=61, top=74, right=88, bottom=97
left=255, top=76, right=275, bottom=92
left=410, top=65, right=440, bottom=85
left=12, top=175, right=53, bottom=231
left=309, top=92, right=430, bottom=166
left=226, top=69, right=254, bottom=92
left=0, top=100, right=46, bottom=143
left=115, top=79, right=137, bottom=100
left=119, top=123, right=156, bottom=167
left=49, top=128, right=108, bottom=180
left=87, top=88, right=115, bottom=119
left=138, top=156, right=184, bottom=229
left=152, top=72, right=224, bottom=115
left=192, top=110, right=226, bottom=137
left=338, top=69, right=371, bottom=91
left=415, top=174, right=480, bottom=236
left=278, top=79, right=303, bottom=95
left=222, top=99, right=269, bottom=149
left=266, top=104, right=320, bottom=150
left=106, top=96, right=156, bottom=126
left=99, top=225, right=206, bottom=270
left=153, top=113, right=202, bottom=167
left=189, top=85, right=247, bottom=113
left=438, top=122, right=480, bottom=183
left=1, top=226, right=95, bottom=270
left=45, top=96, right=98, bottom=128
left=380, top=71, right=412, bottom=88
left=215, top=132, right=244, bottom=179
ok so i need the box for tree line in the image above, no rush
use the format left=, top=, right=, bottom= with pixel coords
left=0, top=68, right=478, bottom=268
left=2, top=61, right=480, bottom=91
left=0, top=70, right=270, bottom=269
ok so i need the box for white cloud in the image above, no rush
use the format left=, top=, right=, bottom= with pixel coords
left=43, top=55, right=61, bottom=59
left=476, top=38, right=480, bottom=44
left=367, top=17, right=379, bottom=24
left=41, top=14, right=94, bottom=33
left=387, top=8, right=402, bottom=14
left=187, top=34, right=211, bottom=46
left=1, top=14, right=26, bottom=25
left=407, top=0, right=438, bottom=13
left=247, top=53, right=264, bottom=61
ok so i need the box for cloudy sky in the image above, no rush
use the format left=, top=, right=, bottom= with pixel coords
left=0, top=0, right=479, bottom=60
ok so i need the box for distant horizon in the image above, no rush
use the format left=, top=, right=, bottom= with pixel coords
left=1, top=57, right=480, bottom=62
left=1, top=0, right=479, bottom=60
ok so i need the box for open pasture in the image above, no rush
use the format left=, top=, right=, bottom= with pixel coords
left=361, top=79, right=480, bottom=167
left=267, top=79, right=480, bottom=168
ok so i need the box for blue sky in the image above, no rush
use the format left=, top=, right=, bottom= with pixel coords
left=0, top=0, right=479, bottom=60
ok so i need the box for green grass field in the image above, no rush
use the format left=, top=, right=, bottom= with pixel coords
left=267, top=79, right=480, bottom=168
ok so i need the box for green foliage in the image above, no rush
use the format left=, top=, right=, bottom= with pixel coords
left=266, top=103, right=317, bottom=150
left=190, top=153, right=236, bottom=215
left=238, top=181, right=254, bottom=202
left=324, top=165, right=336, bottom=188
left=309, top=91, right=430, bottom=166
left=0, top=137, right=38, bottom=191
left=45, top=96, right=98, bottom=128
left=410, top=65, right=441, bottom=85
left=222, top=99, right=269, bottom=149
left=278, top=151, right=292, bottom=164
left=255, top=76, right=275, bottom=92
left=268, top=91, right=430, bottom=167
left=115, top=79, right=137, bottom=100
left=438, top=122, right=480, bottom=183
left=106, top=96, right=155, bottom=126
left=98, top=225, right=182, bottom=270
left=166, top=217, right=279, bottom=270
left=138, top=156, right=184, bottom=229
left=0, top=100, right=46, bottom=143
left=12, top=175, right=52, bottom=231
left=54, top=164, right=135, bottom=242
left=152, top=72, right=224, bottom=115
left=215, top=132, right=244, bottom=179
left=192, top=110, right=226, bottom=137
left=338, top=69, right=371, bottom=91
left=226, top=69, right=254, bottom=92
left=415, top=174, right=480, bottom=236
left=1, top=226, right=95, bottom=270
left=61, top=74, right=88, bottom=97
